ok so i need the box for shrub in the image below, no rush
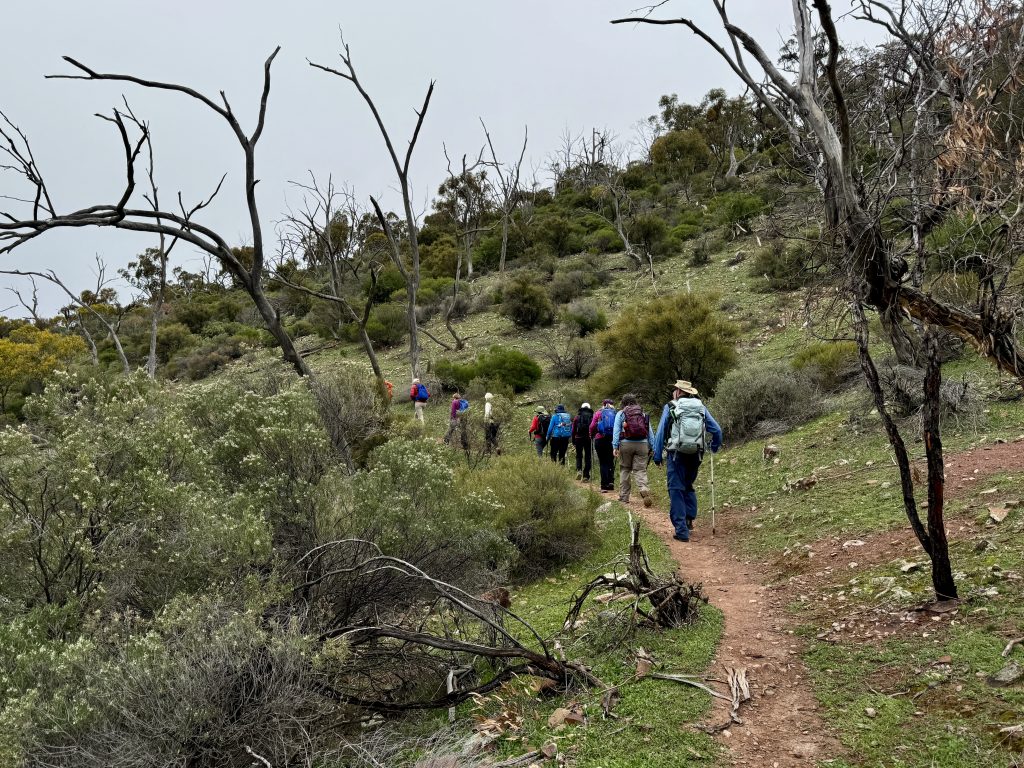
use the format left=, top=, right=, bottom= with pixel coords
left=629, top=213, right=672, bottom=257
left=474, top=454, right=598, bottom=578
left=710, top=360, right=821, bottom=442
left=688, top=235, right=715, bottom=266
left=435, top=346, right=542, bottom=393
left=548, top=269, right=597, bottom=304
left=501, top=272, right=555, bottom=329
left=709, top=191, right=766, bottom=230
left=535, top=214, right=585, bottom=257
left=595, top=292, right=738, bottom=404
left=751, top=239, right=806, bottom=291
left=544, top=336, right=599, bottom=379
left=586, top=226, right=625, bottom=254
left=562, top=301, right=607, bottom=337
left=365, top=303, right=408, bottom=347
left=473, top=346, right=542, bottom=392
left=792, top=342, right=860, bottom=392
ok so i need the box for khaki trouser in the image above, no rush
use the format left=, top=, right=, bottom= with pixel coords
left=618, top=441, right=649, bottom=501
left=414, top=401, right=425, bottom=423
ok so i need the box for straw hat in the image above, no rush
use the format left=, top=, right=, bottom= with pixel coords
left=672, top=379, right=699, bottom=396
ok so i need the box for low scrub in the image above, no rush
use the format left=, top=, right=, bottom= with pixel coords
left=711, top=360, right=822, bottom=442
left=792, top=341, right=860, bottom=392
left=473, top=454, right=598, bottom=579
left=502, top=272, right=555, bottom=329
left=435, top=346, right=542, bottom=393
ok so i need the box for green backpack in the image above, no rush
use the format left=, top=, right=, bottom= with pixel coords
left=667, top=397, right=706, bottom=455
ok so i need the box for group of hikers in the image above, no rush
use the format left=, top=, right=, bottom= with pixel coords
left=409, top=377, right=721, bottom=542
left=530, top=380, right=722, bottom=542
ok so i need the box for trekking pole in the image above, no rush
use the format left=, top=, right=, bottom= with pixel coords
left=710, top=450, right=716, bottom=537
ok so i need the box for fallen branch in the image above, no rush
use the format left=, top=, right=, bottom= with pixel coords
left=1002, top=636, right=1024, bottom=658
left=649, top=673, right=733, bottom=702
left=492, top=750, right=544, bottom=767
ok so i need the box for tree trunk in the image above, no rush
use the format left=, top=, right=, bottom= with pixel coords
left=923, top=330, right=957, bottom=600
left=248, top=278, right=312, bottom=377
left=498, top=213, right=509, bottom=279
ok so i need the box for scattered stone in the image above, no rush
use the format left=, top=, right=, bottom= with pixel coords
left=988, top=661, right=1023, bottom=687
left=900, top=561, right=924, bottom=574
left=541, top=742, right=558, bottom=758
left=865, top=707, right=877, bottom=718
left=974, top=539, right=996, bottom=553
left=843, top=539, right=866, bottom=548
left=980, top=487, right=999, bottom=495
left=596, top=502, right=614, bottom=515
left=989, top=506, right=1009, bottom=523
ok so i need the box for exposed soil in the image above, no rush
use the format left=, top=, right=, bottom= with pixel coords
left=619, top=493, right=844, bottom=767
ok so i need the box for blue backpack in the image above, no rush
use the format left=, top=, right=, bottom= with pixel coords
left=415, top=383, right=429, bottom=402
left=551, top=412, right=572, bottom=438
left=597, top=407, right=615, bottom=438
left=457, top=398, right=470, bottom=413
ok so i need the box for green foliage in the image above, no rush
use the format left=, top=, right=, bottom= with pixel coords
left=473, top=455, right=597, bottom=578
left=629, top=213, right=672, bottom=257
left=792, top=341, right=860, bottom=392
left=535, top=214, right=585, bottom=257
left=650, top=129, right=714, bottom=180
left=585, top=226, right=624, bottom=254
left=595, top=292, right=739, bottom=405
left=561, top=300, right=608, bottom=337
left=364, top=302, right=408, bottom=347
left=548, top=269, right=598, bottom=304
left=501, top=272, right=555, bottom=329
left=928, top=271, right=980, bottom=308
left=751, top=239, right=807, bottom=291
left=366, top=265, right=406, bottom=302
left=708, top=191, right=765, bottom=230
left=435, top=346, right=542, bottom=393
left=711, top=360, right=821, bottom=442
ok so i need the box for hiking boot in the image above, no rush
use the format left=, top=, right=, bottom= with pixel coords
left=686, top=516, right=696, bottom=529
left=640, top=490, right=652, bottom=508
left=576, top=471, right=583, bottom=481
left=672, top=534, right=690, bottom=543
left=618, top=495, right=629, bottom=504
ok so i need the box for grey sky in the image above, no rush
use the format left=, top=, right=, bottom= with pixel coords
left=1, top=1, right=841, bottom=313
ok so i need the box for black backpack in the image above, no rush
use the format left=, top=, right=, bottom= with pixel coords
left=576, top=408, right=593, bottom=438
left=536, top=413, right=551, bottom=437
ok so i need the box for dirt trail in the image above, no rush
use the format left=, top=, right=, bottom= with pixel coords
left=620, top=494, right=843, bottom=766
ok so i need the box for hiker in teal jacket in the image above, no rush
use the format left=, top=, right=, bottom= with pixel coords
left=651, top=380, right=723, bottom=542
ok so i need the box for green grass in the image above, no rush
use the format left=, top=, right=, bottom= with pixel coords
left=472, top=499, right=725, bottom=768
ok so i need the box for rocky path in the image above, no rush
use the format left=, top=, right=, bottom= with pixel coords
left=622, top=493, right=843, bottom=766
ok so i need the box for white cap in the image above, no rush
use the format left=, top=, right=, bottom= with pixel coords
left=582, top=402, right=591, bottom=409
left=485, top=392, right=493, bottom=400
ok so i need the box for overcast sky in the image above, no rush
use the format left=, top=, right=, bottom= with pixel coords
left=0, top=1, right=870, bottom=314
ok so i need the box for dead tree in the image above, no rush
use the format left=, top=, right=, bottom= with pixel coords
left=612, top=0, right=1024, bottom=602
left=296, top=540, right=601, bottom=712
left=0, top=52, right=312, bottom=377
left=480, top=120, right=528, bottom=280
left=274, top=175, right=386, bottom=382
left=311, top=38, right=433, bottom=379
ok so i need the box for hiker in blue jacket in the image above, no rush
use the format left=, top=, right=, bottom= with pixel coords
left=651, top=380, right=723, bottom=542
left=546, top=404, right=572, bottom=465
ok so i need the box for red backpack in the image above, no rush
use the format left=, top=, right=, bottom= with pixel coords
left=621, top=405, right=649, bottom=440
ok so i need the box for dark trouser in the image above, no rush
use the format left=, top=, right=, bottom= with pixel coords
left=666, top=450, right=701, bottom=539
left=549, top=437, right=569, bottom=464
left=485, top=423, right=499, bottom=454
left=533, top=437, right=547, bottom=457
left=594, top=437, right=615, bottom=490
left=573, top=438, right=592, bottom=479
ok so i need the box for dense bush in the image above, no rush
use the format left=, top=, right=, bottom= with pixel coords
left=474, top=454, right=598, bottom=578
left=364, top=302, right=408, bottom=347
left=709, top=191, right=766, bottom=231
left=629, top=213, right=672, bottom=258
left=561, top=300, right=608, bottom=337
left=595, top=292, right=738, bottom=404
left=436, top=346, right=542, bottom=393
left=711, top=360, right=821, bottom=442
left=502, top=272, right=555, bottom=329
left=751, top=239, right=807, bottom=291
left=792, top=341, right=860, bottom=392
left=585, top=226, right=625, bottom=254
left=548, top=269, right=597, bottom=304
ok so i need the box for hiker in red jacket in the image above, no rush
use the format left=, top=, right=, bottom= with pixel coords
left=590, top=399, right=617, bottom=492
left=409, top=378, right=429, bottom=423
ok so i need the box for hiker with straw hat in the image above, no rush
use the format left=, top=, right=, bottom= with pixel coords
left=651, top=379, right=723, bottom=542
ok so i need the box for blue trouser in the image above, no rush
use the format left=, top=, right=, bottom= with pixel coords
left=666, top=450, right=701, bottom=538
